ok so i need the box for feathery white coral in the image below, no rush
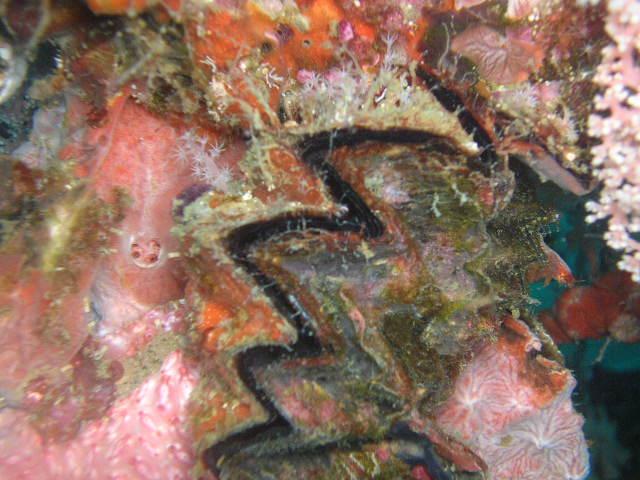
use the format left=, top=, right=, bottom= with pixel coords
left=587, top=0, right=640, bottom=281
left=174, top=132, right=231, bottom=192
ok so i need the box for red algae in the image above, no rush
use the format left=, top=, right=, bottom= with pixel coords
left=541, top=271, right=640, bottom=343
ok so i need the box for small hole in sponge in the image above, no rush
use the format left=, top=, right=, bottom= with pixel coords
left=130, top=238, right=162, bottom=268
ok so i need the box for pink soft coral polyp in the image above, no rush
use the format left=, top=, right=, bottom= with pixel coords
left=451, top=25, right=544, bottom=84
left=435, top=318, right=589, bottom=480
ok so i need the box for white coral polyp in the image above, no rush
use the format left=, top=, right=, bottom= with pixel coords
left=174, top=132, right=231, bottom=192
left=588, top=0, right=640, bottom=282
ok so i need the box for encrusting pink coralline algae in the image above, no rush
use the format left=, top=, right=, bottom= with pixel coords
left=587, top=0, right=640, bottom=281
left=0, top=350, right=199, bottom=480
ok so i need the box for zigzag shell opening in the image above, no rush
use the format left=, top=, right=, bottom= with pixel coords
left=184, top=126, right=561, bottom=478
